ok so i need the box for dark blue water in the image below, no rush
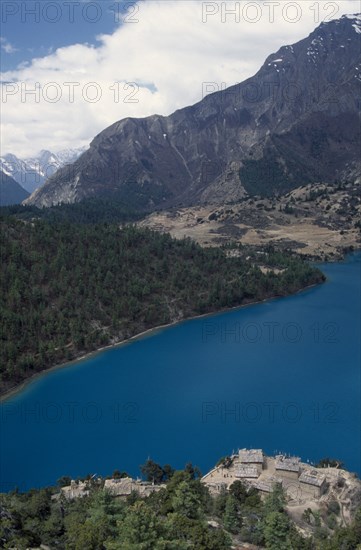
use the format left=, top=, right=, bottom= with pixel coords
left=1, top=253, right=360, bottom=491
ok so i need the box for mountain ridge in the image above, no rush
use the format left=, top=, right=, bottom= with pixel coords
left=0, top=147, right=86, bottom=194
left=25, top=14, right=361, bottom=209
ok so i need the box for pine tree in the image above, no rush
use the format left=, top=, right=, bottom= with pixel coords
left=223, top=494, right=240, bottom=534
left=263, top=511, right=292, bottom=550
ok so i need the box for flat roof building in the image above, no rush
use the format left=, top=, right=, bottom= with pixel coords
left=104, top=477, right=134, bottom=496
left=236, top=466, right=259, bottom=479
left=61, top=481, right=90, bottom=500
left=239, top=449, right=264, bottom=473
left=104, top=477, right=164, bottom=497
left=239, top=449, right=264, bottom=464
left=253, top=476, right=283, bottom=493
left=275, top=455, right=301, bottom=478
left=299, top=470, right=327, bottom=497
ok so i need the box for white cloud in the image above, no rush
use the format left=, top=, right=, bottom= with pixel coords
left=0, top=0, right=358, bottom=157
left=0, top=37, right=18, bottom=54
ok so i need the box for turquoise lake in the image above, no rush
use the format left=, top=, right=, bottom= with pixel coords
left=1, top=253, right=360, bottom=491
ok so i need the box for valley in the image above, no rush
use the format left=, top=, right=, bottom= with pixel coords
left=1, top=7, right=361, bottom=549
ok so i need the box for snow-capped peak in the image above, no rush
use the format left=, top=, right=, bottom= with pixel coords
left=342, top=13, right=361, bottom=22
left=0, top=146, right=87, bottom=193
left=342, top=13, right=361, bottom=33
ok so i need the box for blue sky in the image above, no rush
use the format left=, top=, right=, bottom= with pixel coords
left=1, top=0, right=123, bottom=71
left=1, top=0, right=359, bottom=156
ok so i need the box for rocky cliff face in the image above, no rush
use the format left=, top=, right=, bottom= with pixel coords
left=25, top=14, right=361, bottom=209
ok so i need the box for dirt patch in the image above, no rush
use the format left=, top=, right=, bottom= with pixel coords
left=139, top=182, right=361, bottom=260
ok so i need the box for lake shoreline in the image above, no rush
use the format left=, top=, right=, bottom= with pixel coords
left=0, top=280, right=323, bottom=403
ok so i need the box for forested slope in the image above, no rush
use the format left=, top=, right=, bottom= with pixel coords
left=0, top=218, right=324, bottom=394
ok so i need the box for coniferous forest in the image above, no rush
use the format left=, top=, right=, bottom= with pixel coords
left=0, top=212, right=324, bottom=395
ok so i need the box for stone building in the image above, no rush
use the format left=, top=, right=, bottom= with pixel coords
left=239, top=449, right=264, bottom=474
left=61, top=481, right=90, bottom=500
left=104, top=477, right=165, bottom=497
left=235, top=465, right=259, bottom=479
left=253, top=476, right=283, bottom=493
left=299, top=470, right=327, bottom=498
left=275, top=455, right=301, bottom=479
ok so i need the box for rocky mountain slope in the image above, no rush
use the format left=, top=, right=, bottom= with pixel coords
left=140, top=181, right=361, bottom=260
left=25, top=14, right=361, bottom=209
left=0, top=171, right=29, bottom=206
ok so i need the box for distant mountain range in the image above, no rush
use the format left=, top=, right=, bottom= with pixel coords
left=25, top=14, right=361, bottom=209
left=0, top=148, right=86, bottom=195
left=0, top=171, right=29, bottom=206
